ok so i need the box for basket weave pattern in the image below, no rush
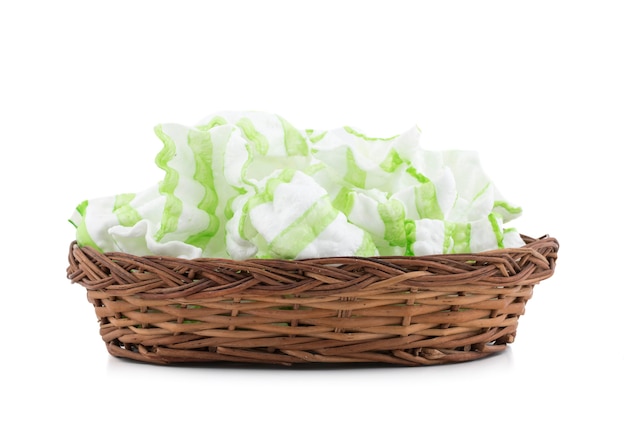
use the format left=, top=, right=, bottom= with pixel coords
left=67, top=235, right=558, bottom=366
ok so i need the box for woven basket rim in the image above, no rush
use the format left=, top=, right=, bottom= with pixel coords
left=67, top=234, right=558, bottom=297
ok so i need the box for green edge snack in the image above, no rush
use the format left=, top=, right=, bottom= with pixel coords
left=69, top=111, right=524, bottom=260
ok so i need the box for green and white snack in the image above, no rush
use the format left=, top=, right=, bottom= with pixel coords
left=69, top=111, right=524, bottom=260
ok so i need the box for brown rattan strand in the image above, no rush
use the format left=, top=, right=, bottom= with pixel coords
left=67, top=234, right=558, bottom=366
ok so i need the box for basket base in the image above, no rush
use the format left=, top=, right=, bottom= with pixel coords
left=102, top=332, right=514, bottom=367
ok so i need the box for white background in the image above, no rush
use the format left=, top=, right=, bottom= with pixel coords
left=1, top=1, right=624, bottom=433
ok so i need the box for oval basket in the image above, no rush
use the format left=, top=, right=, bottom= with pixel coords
left=66, top=235, right=558, bottom=366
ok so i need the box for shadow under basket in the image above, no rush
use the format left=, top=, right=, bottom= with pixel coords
left=67, top=235, right=558, bottom=366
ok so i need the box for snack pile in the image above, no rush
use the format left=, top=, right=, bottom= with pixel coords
left=69, top=111, right=524, bottom=260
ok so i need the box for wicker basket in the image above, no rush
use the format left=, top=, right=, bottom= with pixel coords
left=66, top=235, right=558, bottom=366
